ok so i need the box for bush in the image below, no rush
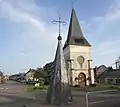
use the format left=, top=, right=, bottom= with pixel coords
left=90, top=84, right=97, bottom=87
left=109, top=86, right=115, bottom=88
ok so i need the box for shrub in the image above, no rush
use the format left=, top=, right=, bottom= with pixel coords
left=90, top=84, right=97, bottom=87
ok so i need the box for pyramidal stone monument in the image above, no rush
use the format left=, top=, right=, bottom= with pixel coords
left=46, top=36, right=72, bottom=105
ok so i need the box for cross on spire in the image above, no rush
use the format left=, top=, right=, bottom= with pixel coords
left=52, top=13, right=66, bottom=37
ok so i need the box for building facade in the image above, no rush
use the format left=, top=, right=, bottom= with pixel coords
left=63, top=8, right=94, bottom=86
left=24, top=70, right=34, bottom=82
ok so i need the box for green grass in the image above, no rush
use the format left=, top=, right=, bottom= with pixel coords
left=98, top=84, right=120, bottom=90
left=73, top=84, right=120, bottom=92
left=24, top=84, right=120, bottom=92
left=24, top=85, right=48, bottom=92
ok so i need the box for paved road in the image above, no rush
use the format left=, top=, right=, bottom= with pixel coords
left=88, top=91, right=120, bottom=107
left=1, top=81, right=120, bottom=107
left=0, top=81, right=25, bottom=93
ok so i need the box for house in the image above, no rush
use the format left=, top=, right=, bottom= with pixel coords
left=4, top=75, right=9, bottom=81
left=96, top=67, right=120, bottom=85
left=10, top=74, right=21, bottom=81
left=24, top=69, right=35, bottom=83
left=94, top=65, right=108, bottom=82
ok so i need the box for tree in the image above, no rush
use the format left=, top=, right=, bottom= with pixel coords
left=43, top=62, right=54, bottom=75
left=34, top=67, right=46, bottom=79
left=26, top=61, right=54, bottom=85
left=0, top=71, right=3, bottom=76
left=43, top=61, right=54, bottom=84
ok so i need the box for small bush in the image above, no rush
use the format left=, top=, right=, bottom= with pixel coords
left=109, top=86, right=115, bottom=88
left=90, top=84, right=97, bottom=87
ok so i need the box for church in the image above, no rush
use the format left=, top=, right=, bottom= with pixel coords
left=63, top=8, right=94, bottom=87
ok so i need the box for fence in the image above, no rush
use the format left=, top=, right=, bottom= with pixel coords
left=85, top=89, right=119, bottom=107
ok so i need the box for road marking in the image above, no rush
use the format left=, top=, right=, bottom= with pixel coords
left=0, top=88, right=9, bottom=93
left=0, top=88, right=8, bottom=89
left=89, top=99, right=120, bottom=105
left=89, top=100, right=105, bottom=105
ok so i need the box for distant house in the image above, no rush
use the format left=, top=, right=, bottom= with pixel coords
left=4, top=75, right=9, bottom=80
left=96, top=66, right=120, bottom=85
left=10, top=74, right=21, bottom=81
left=24, top=69, right=35, bottom=82
left=94, top=65, right=108, bottom=82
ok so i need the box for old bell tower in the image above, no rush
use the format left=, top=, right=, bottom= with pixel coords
left=63, top=8, right=94, bottom=86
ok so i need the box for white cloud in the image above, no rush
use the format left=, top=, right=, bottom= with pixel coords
left=92, top=39, right=120, bottom=67
left=88, top=1, right=120, bottom=67
left=0, top=0, right=67, bottom=74
left=93, top=40, right=120, bottom=56
left=0, top=0, right=46, bottom=31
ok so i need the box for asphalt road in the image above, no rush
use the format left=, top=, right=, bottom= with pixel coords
left=0, top=81, right=24, bottom=93
left=0, top=81, right=120, bottom=107
left=88, top=91, right=120, bottom=107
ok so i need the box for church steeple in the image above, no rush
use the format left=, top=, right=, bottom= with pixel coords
left=63, top=8, right=91, bottom=49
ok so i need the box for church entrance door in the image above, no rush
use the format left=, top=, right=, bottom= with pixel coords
left=78, top=73, right=86, bottom=87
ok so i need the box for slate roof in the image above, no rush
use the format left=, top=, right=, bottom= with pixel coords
left=99, top=69, right=120, bottom=78
left=63, top=8, right=91, bottom=49
left=24, top=69, right=34, bottom=76
left=96, top=65, right=108, bottom=76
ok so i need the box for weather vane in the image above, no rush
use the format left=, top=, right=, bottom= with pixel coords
left=52, top=12, right=66, bottom=37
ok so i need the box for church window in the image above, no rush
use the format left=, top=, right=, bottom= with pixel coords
left=77, top=56, right=85, bottom=68
left=75, top=38, right=84, bottom=44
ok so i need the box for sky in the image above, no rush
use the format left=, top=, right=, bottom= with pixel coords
left=0, top=0, right=120, bottom=75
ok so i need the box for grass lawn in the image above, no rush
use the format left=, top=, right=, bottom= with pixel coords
left=98, top=84, right=120, bottom=89
left=24, top=84, right=48, bottom=92
left=24, top=84, right=120, bottom=92
left=72, top=84, right=120, bottom=92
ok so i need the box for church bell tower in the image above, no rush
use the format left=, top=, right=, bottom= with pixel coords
left=63, top=8, right=94, bottom=86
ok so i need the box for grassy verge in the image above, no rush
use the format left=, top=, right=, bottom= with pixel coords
left=98, top=84, right=120, bottom=90
left=73, top=84, right=120, bottom=92
left=24, top=84, right=120, bottom=92
left=24, top=85, right=48, bottom=92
